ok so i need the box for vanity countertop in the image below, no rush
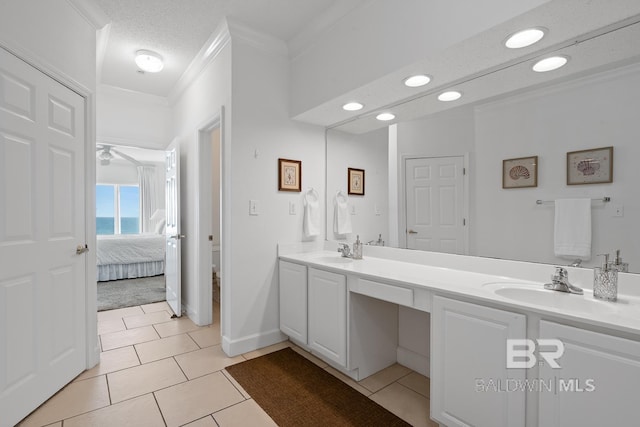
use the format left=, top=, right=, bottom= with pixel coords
left=279, top=250, right=640, bottom=337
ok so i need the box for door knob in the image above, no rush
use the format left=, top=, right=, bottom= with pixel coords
left=408, top=230, right=418, bottom=234
left=170, top=234, right=186, bottom=240
left=76, top=244, right=89, bottom=255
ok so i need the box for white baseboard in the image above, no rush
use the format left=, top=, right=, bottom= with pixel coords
left=221, top=328, right=287, bottom=357
left=397, top=346, right=430, bottom=377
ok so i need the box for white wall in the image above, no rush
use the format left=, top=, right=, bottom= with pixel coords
left=0, top=0, right=96, bottom=91
left=225, top=36, right=325, bottom=355
left=326, top=128, right=388, bottom=244
left=474, top=63, right=640, bottom=270
left=97, top=84, right=172, bottom=149
left=171, top=40, right=232, bottom=326
left=396, top=63, right=640, bottom=271
left=290, top=0, right=548, bottom=117
left=96, top=159, right=138, bottom=185
left=211, top=128, right=221, bottom=247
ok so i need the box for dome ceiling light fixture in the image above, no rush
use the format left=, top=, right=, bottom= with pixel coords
left=437, top=91, right=462, bottom=102
left=343, top=102, right=364, bottom=111
left=505, top=27, right=546, bottom=49
left=404, top=74, right=431, bottom=88
left=376, top=112, right=395, bottom=121
left=532, top=55, right=569, bottom=72
left=135, top=50, right=164, bottom=73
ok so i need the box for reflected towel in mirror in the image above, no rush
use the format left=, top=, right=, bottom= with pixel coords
left=333, top=191, right=352, bottom=235
left=554, top=198, right=592, bottom=259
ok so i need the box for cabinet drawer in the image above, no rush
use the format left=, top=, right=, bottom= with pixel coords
left=352, top=278, right=414, bottom=307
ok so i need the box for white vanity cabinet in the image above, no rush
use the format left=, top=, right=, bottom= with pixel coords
left=538, top=320, right=640, bottom=427
left=308, top=267, right=347, bottom=367
left=278, top=260, right=308, bottom=345
left=431, top=295, right=526, bottom=427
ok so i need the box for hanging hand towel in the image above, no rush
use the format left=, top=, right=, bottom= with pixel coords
left=554, top=198, right=592, bottom=259
left=303, top=188, right=320, bottom=238
left=333, top=191, right=352, bottom=235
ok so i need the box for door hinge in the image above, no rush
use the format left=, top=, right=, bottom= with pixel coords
left=208, top=235, right=213, bottom=241
left=463, top=167, right=466, bottom=175
left=463, top=218, right=466, bottom=226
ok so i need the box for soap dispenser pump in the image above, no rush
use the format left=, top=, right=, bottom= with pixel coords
left=612, top=249, right=629, bottom=273
left=353, top=235, right=363, bottom=260
left=594, top=253, right=617, bottom=302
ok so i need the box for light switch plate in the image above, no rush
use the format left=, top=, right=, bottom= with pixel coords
left=612, top=204, right=624, bottom=217
left=289, top=201, right=297, bottom=215
left=249, top=200, right=259, bottom=215
left=350, top=205, right=356, bottom=215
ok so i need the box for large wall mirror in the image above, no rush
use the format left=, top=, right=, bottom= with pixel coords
left=326, top=21, right=640, bottom=273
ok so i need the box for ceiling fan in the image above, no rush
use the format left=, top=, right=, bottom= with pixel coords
left=97, top=144, right=143, bottom=167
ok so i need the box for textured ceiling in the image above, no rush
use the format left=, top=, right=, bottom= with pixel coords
left=94, top=0, right=357, bottom=96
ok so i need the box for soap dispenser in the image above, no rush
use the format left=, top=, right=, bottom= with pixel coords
left=612, top=249, right=629, bottom=273
left=594, top=253, right=617, bottom=302
left=353, top=235, right=363, bottom=260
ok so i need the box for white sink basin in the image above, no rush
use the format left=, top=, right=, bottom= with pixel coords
left=483, top=282, right=617, bottom=314
left=313, top=256, right=354, bottom=264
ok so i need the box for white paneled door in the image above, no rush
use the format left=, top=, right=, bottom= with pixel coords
left=165, top=141, right=182, bottom=317
left=405, top=156, right=465, bottom=254
left=0, top=48, right=87, bottom=427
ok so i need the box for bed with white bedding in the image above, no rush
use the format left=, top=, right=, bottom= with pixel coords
left=97, top=234, right=165, bottom=281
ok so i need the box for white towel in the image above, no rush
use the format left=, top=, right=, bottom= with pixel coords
left=554, top=198, right=592, bottom=259
left=333, top=191, right=352, bottom=235
left=303, top=189, right=320, bottom=238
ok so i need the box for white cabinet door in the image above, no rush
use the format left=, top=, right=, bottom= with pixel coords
left=431, top=296, right=526, bottom=427
left=279, top=261, right=307, bottom=344
left=539, top=321, right=640, bottom=427
left=308, top=268, right=347, bottom=367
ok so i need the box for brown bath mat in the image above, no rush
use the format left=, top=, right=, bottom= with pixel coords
left=225, top=347, right=411, bottom=426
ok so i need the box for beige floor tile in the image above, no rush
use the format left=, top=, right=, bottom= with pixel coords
left=101, top=325, right=160, bottom=351
left=108, top=357, right=187, bottom=403
left=75, top=346, right=140, bottom=381
left=18, top=376, right=110, bottom=427
left=97, top=306, right=144, bottom=323
left=123, top=310, right=173, bottom=329
left=44, top=423, right=61, bottom=427
left=241, top=341, right=290, bottom=360
left=324, top=366, right=372, bottom=396
left=155, top=371, right=244, bottom=427
left=97, top=318, right=126, bottom=335
left=188, top=324, right=221, bottom=348
left=154, top=316, right=203, bottom=338
left=221, top=369, right=251, bottom=399
left=213, top=399, right=278, bottom=427
left=141, top=300, right=172, bottom=314
left=175, top=345, right=244, bottom=380
left=398, top=372, right=430, bottom=398
left=183, top=415, right=217, bottom=426
left=135, top=333, right=199, bottom=364
left=290, top=345, right=328, bottom=368
left=359, top=363, right=412, bottom=393
left=370, top=382, right=437, bottom=427
left=64, top=393, right=164, bottom=427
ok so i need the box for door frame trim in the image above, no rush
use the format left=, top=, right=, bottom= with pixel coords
left=0, top=41, right=99, bottom=369
left=400, top=154, right=470, bottom=254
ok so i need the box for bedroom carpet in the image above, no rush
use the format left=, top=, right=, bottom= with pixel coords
left=97, top=275, right=165, bottom=311
left=225, top=347, right=411, bottom=427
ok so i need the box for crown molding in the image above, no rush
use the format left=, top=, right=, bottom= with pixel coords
left=226, top=18, right=288, bottom=57
left=168, top=19, right=231, bottom=106
left=66, top=0, right=110, bottom=29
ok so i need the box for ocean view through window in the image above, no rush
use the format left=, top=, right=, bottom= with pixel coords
left=97, top=184, right=140, bottom=235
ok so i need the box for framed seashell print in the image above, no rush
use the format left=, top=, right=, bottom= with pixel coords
left=567, top=146, right=613, bottom=185
left=503, top=156, right=538, bottom=189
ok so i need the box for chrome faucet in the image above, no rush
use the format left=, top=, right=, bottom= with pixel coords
left=569, top=259, right=582, bottom=267
left=544, top=267, right=583, bottom=295
left=337, top=243, right=352, bottom=258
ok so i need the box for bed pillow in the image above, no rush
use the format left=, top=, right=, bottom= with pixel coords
left=155, top=219, right=166, bottom=235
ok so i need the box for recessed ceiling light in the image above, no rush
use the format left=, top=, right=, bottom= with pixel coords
left=404, top=74, right=431, bottom=87
left=376, top=112, right=395, bottom=121
left=505, top=28, right=546, bottom=49
left=343, top=102, right=364, bottom=111
left=135, top=50, right=164, bottom=73
left=532, top=55, right=569, bottom=72
left=437, top=91, right=462, bottom=102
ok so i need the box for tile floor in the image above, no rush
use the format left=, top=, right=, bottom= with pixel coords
left=18, top=301, right=438, bottom=427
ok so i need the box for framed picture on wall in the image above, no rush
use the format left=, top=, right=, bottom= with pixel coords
left=502, top=156, right=538, bottom=189
left=348, top=168, right=365, bottom=195
left=567, top=146, right=613, bottom=185
left=278, top=158, right=302, bottom=192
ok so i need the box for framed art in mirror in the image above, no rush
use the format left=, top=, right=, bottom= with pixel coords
left=348, top=168, right=365, bottom=195
left=567, top=146, right=613, bottom=185
left=503, top=156, right=538, bottom=189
